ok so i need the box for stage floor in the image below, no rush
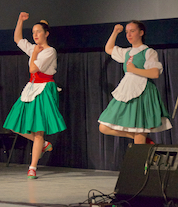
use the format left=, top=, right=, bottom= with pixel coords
left=0, top=162, right=119, bottom=207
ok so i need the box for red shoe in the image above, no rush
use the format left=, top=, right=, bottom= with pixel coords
left=39, top=141, right=53, bottom=159
left=27, top=169, right=37, bottom=179
left=146, top=137, right=155, bottom=144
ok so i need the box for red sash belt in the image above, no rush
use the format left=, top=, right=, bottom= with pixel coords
left=30, top=72, right=54, bottom=83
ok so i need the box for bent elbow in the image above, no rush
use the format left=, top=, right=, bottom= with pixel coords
left=105, top=47, right=110, bottom=55
left=155, top=74, right=160, bottom=79
left=153, top=73, right=159, bottom=79
left=14, top=36, right=22, bottom=45
left=152, top=68, right=160, bottom=79
left=154, top=69, right=160, bottom=79
left=29, top=64, right=39, bottom=74
left=14, top=38, right=19, bottom=44
left=29, top=68, right=33, bottom=74
left=29, top=68, right=37, bottom=74
left=105, top=46, right=113, bottom=55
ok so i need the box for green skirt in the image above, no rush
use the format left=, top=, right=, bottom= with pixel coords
left=3, top=82, right=66, bottom=135
left=98, top=81, right=170, bottom=129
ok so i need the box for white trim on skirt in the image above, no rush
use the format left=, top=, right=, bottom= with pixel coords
left=98, top=117, right=172, bottom=133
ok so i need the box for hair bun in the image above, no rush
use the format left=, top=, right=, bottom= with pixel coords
left=40, top=20, right=49, bottom=25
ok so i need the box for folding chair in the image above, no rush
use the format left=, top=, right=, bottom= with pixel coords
left=0, top=129, right=18, bottom=167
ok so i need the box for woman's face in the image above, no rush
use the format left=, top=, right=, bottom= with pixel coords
left=125, top=22, right=144, bottom=46
left=32, top=24, right=49, bottom=45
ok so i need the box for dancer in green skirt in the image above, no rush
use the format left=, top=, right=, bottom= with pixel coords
left=3, top=12, right=66, bottom=179
left=98, top=20, right=172, bottom=144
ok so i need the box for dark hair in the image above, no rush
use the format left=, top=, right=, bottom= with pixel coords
left=127, top=20, right=146, bottom=43
left=35, top=22, right=50, bottom=33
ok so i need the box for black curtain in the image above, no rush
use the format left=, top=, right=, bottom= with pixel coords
left=0, top=49, right=177, bottom=171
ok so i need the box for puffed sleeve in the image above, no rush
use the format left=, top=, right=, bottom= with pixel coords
left=34, top=47, right=57, bottom=75
left=144, top=48, right=163, bottom=74
left=111, top=46, right=131, bottom=63
left=17, top=39, right=35, bottom=57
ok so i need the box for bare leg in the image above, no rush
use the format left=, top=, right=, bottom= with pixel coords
left=99, top=124, right=134, bottom=139
left=11, top=130, right=34, bottom=141
left=134, top=133, right=147, bottom=144
left=99, top=124, right=148, bottom=144
left=30, top=131, right=44, bottom=168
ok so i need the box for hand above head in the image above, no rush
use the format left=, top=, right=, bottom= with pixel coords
left=14, top=12, right=29, bottom=44
left=113, top=24, right=124, bottom=34
left=19, top=12, right=29, bottom=22
left=105, top=24, right=124, bottom=55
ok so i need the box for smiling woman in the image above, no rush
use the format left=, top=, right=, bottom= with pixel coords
left=3, top=12, right=66, bottom=179
left=98, top=20, right=172, bottom=144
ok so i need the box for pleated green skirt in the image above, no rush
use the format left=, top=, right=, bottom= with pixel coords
left=98, top=81, right=170, bottom=129
left=3, top=82, right=66, bottom=135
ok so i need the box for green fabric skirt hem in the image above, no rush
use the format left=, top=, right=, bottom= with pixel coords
left=3, top=82, right=66, bottom=135
left=98, top=81, right=170, bottom=129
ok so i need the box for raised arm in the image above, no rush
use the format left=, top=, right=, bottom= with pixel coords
left=14, top=12, right=29, bottom=44
left=105, top=24, right=124, bottom=55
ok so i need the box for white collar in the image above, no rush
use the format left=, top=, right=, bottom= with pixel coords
left=129, top=44, right=148, bottom=56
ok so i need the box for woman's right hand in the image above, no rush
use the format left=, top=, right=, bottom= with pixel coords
left=34, top=45, right=44, bottom=54
left=105, top=24, right=124, bottom=55
left=19, top=12, right=29, bottom=21
left=14, top=12, right=29, bottom=44
left=113, top=24, right=124, bottom=34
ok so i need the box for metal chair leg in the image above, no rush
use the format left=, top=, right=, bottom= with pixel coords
left=6, top=134, right=18, bottom=167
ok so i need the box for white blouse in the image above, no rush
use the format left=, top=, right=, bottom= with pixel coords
left=111, top=44, right=163, bottom=102
left=17, top=39, right=57, bottom=102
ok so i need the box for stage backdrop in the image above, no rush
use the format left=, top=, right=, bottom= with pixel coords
left=0, top=19, right=178, bottom=171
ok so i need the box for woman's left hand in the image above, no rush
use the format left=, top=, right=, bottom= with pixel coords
left=127, top=63, right=136, bottom=73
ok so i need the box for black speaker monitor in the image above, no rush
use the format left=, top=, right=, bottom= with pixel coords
left=114, top=144, right=178, bottom=206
